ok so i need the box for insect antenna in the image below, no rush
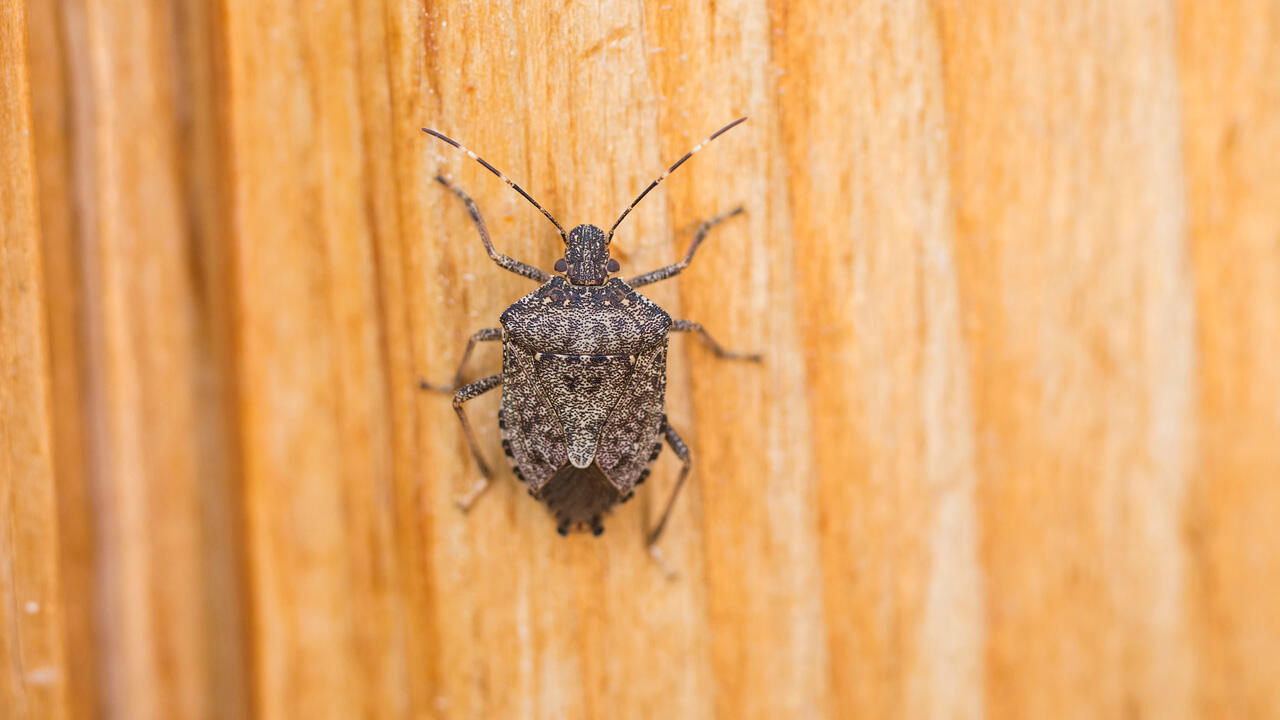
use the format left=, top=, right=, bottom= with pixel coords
left=422, top=128, right=568, bottom=241
left=606, top=116, right=748, bottom=243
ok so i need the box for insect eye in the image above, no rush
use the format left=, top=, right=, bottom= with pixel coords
left=607, top=259, right=620, bottom=273
left=554, top=258, right=567, bottom=273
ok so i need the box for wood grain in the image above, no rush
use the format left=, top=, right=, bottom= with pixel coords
left=26, top=0, right=249, bottom=717
left=1, top=0, right=68, bottom=716
left=938, top=3, right=1196, bottom=718
left=1179, top=1, right=1280, bottom=715
left=25, top=1, right=97, bottom=715
left=8, top=0, right=1280, bottom=718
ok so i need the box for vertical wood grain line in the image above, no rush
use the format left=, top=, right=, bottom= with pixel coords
left=646, top=1, right=830, bottom=717
left=223, top=0, right=413, bottom=715
left=1177, top=1, right=1280, bottom=715
left=910, top=5, right=986, bottom=718
left=773, top=1, right=986, bottom=717
left=379, top=1, right=448, bottom=715
left=1, top=0, right=70, bottom=715
left=223, top=2, right=359, bottom=715
left=937, top=2, right=1197, bottom=717
left=56, top=1, right=238, bottom=715
left=25, top=0, right=100, bottom=715
left=170, top=0, right=254, bottom=715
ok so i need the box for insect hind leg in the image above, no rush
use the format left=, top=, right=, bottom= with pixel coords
left=646, top=420, right=692, bottom=577
left=451, top=374, right=501, bottom=511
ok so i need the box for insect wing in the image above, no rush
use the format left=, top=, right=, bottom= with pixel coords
left=501, top=344, right=568, bottom=491
left=595, top=344, right=668, bottom=492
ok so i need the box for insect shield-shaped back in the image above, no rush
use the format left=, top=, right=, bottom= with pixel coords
left=500, top=278, right=671, bottom=533
left=422, top=117, right=755, bottom=552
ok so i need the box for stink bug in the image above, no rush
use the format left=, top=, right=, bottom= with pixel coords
left=420, top=118, right=759, bottom=568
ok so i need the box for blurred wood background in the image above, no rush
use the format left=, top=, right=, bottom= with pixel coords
left=3, top=0, right=1279, bottom=718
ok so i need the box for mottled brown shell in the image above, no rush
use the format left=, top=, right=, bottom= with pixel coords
left=501, top=278, right=670, bottom=354
left=498, top=277, right=670, bottom=533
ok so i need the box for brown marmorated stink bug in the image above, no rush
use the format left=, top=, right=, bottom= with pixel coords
left=420, top=118, right=759, bottom=571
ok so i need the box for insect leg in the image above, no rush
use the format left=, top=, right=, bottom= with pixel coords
left=671, top=319, right=762, bottom=362
left=646, top=421, right=692, bottom=575
left=435, top=176, right=552, bottom=283
left=419, top=328, right=502, bottom=392
left=451, top=374, right=502, bottom=511
left=626, top=207, right=743, bottom=288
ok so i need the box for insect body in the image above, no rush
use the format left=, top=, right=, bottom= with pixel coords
left=421, top=119, right=759, bottom=564
left=500, top=271, right=669, bottom=535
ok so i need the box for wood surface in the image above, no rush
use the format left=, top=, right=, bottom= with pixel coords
left=2, top=0, right=68, bottom=717
left=5, top=1, right=1280, bottom=718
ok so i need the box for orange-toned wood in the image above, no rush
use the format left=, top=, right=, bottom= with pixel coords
left=1, top=1, right=68, bottom=717
left=221, top=2, right=406, bottom=717
left=1179, top=1, right=1280, bottom=715
left=26, top=1, right=97, bottom=715
left=25, top=1, right=249, bottom=717
left=10, top=1, right=1280, bottom=718
left=938, top=3, right=1197, bottom=718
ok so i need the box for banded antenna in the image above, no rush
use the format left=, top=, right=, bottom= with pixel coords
left=607, top=116, right=748, bottom=243
left=422, top=128, right=568, bottom=241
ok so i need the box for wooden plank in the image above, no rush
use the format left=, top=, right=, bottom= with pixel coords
left=395, top=3, right=783, bottom=718
left=0, top=0, right=69, bottom=716
left=26, top=2, right=98, bottom=715
left=1178, top=1, right=1280, bottom=716
left=222, top=2, right=408, bottom=717
left=16, top=0, right=1280, bottom=718
left=656, top=4, right=833, bottom=718
left=774, top=2, right=982, bottom=717
left=25, top=0, right=250, bottom=717
left=937, top=2, right=1196, bottom=718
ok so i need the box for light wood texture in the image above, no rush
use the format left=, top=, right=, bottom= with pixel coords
left=25, top=1, right=96, bottom=716
left=7, top=1, right=1280, bottom=718
left=1179, top=2, right=1280, bottom=715
left=26, top=1, right=248, bottom=718
left=1, top=0, right=68, bottom=717
left=939, top=4, right=1195, bottom=717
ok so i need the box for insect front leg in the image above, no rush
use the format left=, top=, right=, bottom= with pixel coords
left=672, top=319, right=762, bottom=362
left=451, top=374, right=502, bottom=511
left=626, top=207, right=743, bottom=288
left=646, top=420, right=692, bottom=578
left=419, top=328, right=502, bottom=392
left=435, top=176, right=551, bottom=283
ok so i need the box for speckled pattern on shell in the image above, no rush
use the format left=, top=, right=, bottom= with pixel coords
left=501, top=277, right=671, bottom=354
left=499, top=277, right=671, bottom=531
